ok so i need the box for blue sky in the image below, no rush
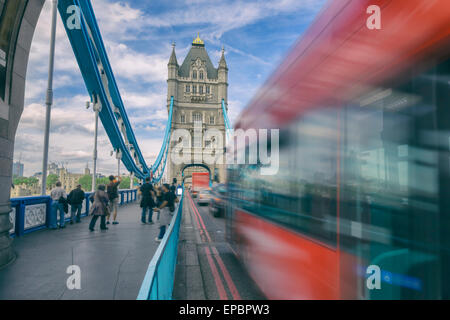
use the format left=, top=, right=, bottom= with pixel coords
left=15, top=0, right=327, bottom=176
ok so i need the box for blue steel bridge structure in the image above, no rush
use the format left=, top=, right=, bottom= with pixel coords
left=57, top=0, right=232, bottom=182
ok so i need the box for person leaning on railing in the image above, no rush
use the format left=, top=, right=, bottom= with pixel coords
left=50, top=181, right=67, bottom=230
left=153, top=184, right=178, bottom=242
left=67, top=184, right=85, bottom=224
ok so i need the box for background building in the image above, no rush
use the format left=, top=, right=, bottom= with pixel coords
left=12, top=161, right=24, bottom=177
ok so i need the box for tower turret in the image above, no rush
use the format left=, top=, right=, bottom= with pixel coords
left=167, top=42, right=178, bottom=105
left=218, top=46, right=228, bottom=103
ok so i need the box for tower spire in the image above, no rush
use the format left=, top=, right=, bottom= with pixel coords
left=168, top=41, right=178, bottom=66
left=219, top=45, right=227, bottom=69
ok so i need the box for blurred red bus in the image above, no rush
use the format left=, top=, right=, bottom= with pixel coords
left=226, top=0, right=450, bottom=299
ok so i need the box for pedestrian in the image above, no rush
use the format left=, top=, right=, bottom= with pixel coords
left=106, top=175, right=121, bottom=225
left=137, top=182, right=142, bottom=202
left=50, top=181, right=67, bottom=229
left=153, top=184, right=178, bottom=242
left=170, top=178, right=177, bottom=197
left=155, top=186, right=164, bottom=207
left=139, top=177, right=155, bottom=224
left=68, top=184, right=85, bottom=224
left=89, top=184, right=109, bottom=231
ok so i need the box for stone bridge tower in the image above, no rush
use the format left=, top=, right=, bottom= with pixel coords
left=166, top=34, right=228, bottom=186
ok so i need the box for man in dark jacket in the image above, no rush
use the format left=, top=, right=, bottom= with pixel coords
left=68, top=184, right=85, bottom=224
left=170, top=178, right=177, bottom=197
left=107, top=175, right=121, bottom=225
left=139, top=177, right=155, bottom=224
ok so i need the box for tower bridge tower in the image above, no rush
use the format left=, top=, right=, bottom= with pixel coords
left=167, top=35, right=228, bottom=186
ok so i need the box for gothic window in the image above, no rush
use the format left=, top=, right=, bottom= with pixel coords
left=192, top=85, right=197, bottom=94
left=193, top=112, right=202, bottom=122
left=192, top=70, right=197, bottom=79
left=186, top=85, right=190, bottom=93
left=210, top=116, right=215, bottom=124
left=206, top=85, right=210, bottom=94
left=199, top=86, right=204, bottom=94
left=199, top=71, right=204, bottom=80
left=180, top=114, right=186, bottom=123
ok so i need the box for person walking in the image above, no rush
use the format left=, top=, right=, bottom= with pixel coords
left=67, top=184, right=85, bottom=224
left=153, top=184, right=178, bottom=242
left=139, top=177, right=155, bottom=224
left=106, top=175, right=121, bottom=225
left=50, top=181, right=67, bottom=229
left=170, top=178, right=177, bottom=197
left=89, top=184, right=109, bottom=231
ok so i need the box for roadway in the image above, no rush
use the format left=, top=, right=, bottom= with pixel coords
left=0, top=202, right=160, bottom=300
left=173, top=191, right=265, bottom=300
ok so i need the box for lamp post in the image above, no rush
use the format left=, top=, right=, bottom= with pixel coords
left=87, top=97, right=101, bottom=192
left=116, top=149, right=122, bottom=177
left=41, top=0, right=58, bottom=195
left=130, top=172, right=134, bottom=189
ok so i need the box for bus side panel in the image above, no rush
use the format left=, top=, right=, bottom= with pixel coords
left=234, top=209, right=339, bottom=299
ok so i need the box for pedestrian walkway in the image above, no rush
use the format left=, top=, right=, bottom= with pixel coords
left=0, top=202, right=161, bottom=300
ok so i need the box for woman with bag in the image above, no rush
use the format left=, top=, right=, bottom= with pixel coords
left=153, top=184, right=179, bottom=242
left=89, top=184, right=110, bottom=231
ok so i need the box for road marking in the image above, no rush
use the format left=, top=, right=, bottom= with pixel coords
left=187, top=192, right=241, bottom=300
left=211, top=247, right=242, bottom=300
left=204, top=246, right=228, bottom=300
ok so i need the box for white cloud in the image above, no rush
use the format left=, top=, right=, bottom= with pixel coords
left=14, top=0, right=325, bottom=178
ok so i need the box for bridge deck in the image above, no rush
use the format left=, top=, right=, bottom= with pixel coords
left=0, top=203, right=159, bottom=300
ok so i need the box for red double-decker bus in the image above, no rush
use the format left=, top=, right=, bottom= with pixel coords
left=226, top=0, right=450, bottom=299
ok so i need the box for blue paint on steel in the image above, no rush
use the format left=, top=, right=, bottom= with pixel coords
left=57, top=0, right=147, bottom=178
left=221, top=99, right=232, bottom=130
left=152, top=96, right=174, bottom=174
left=152, top=139, right=170, bottom=183
left=137, top=188, right=184, bottom=300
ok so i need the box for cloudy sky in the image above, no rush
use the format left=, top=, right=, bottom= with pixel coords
left=15, top=0, right=327, bottom=176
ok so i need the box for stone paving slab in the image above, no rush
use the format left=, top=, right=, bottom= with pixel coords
left=0, top=203, right=161, bottom=300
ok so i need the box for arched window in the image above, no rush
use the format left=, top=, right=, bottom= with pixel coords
left=206, top=85, right=210, bottom=94
left=193, top=112, right=202, bottom=123
left=185, top=85, right=190, bottom=93
left=192, top=85, right=197, bottom=94
left=199, top=85, right=203, bottom=94
left=209, top=116, right=215, bottom=124
left=199, top=71, right=204, bottom=80
left=180, top=114, right=186, bottom=123
left=192, top=70, right=197, bottom=79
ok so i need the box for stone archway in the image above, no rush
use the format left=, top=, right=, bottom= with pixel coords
left=0, top=0, right=45, bottom=268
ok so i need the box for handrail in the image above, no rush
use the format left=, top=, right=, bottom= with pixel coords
left=9, top=189, right=137, bottom=237
left=137, top=188, right=184, bottom=300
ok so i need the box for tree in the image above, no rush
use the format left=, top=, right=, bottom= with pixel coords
left=46, top=174, right=59, bottom=189
left=13, top=176, right=39, bottom=186
left=78, top=175, right=92, bottom=191
left=119, top=176, right=140, bottom=189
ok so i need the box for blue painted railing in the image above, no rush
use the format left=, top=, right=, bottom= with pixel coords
left=9, top=189, right=137, bottom=237
left=137, top=189, right=184, bottom=300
